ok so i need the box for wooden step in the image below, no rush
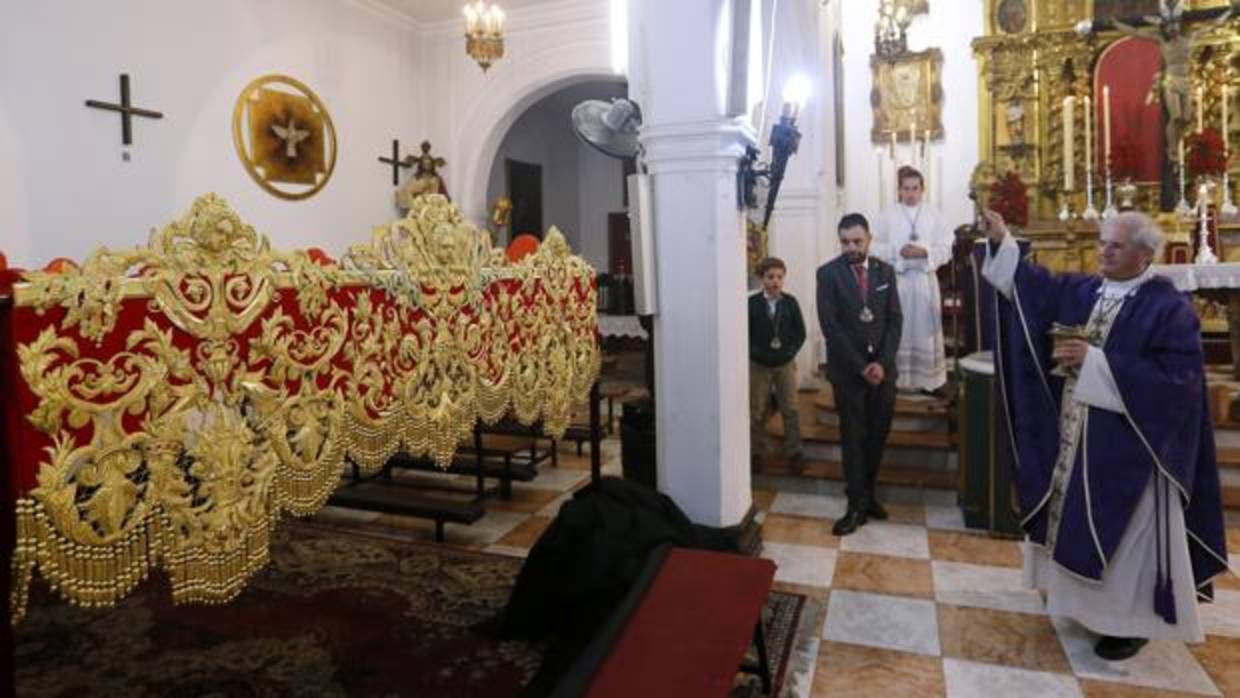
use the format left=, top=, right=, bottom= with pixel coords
left=813, top=391, right=951, bottom=418
left=770, top=419, right=955, bottom=449
left=754, top=457, right=957, bottom=491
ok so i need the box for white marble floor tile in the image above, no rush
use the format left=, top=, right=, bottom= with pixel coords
left=925, top=504, right=969, bottom=531
left=822, top=589, right=941, bottom=656
left=839, top=521, right=931, bottom=559
left=943, top=658, right=1081, bottom=698
left=769, top=492, right=849, bottom=520
left=784, top=635, right=820, bottom=698
left=443, top=510, right=528, bottom=547
left=932, top=560, right=1046, bottom=615
left=763, top=542, right=837, bottom=588
left=1052, top=616, right=1220, bottom=696
left=1200, top=588, right=1240, bottom=639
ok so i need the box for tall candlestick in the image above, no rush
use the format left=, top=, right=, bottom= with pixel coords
left=1176, top=137, right=1192, bottom=216
left=1103, top=85, right=1112, bottom=163
left=1063, top=96, right=1075, bottom=192
left=1224, top=85, right=1231, bottom=156
left=1197, top=86, right=1205, bottom=133
left=1084, top=96, right=1093, bottom=174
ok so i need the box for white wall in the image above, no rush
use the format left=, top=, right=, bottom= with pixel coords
left=839, top=1, right=981, bottom=229
left=577, top=139, right=625, bottom=271
left=0, top=0, right=423, bottom=269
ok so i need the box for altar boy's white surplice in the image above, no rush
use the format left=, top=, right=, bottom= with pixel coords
left=872, top=204, right=952, bottom=390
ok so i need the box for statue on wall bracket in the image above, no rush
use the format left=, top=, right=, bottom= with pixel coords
left=395, top=141, right=449, bottom=212
left=232, top=75, right=337, bottom=201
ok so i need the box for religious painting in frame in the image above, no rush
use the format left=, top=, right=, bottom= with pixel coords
left=232, top=74, right=337, bottom=201
left=994, top=0, right=1028, bottom=34
left=870, top=48, right=943, bottom=143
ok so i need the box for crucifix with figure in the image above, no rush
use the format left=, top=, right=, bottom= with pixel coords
left=1077, top=0, right=1237, bottom=210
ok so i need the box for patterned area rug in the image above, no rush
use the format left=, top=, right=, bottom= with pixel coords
left=15, top=519, right=804, bottom=697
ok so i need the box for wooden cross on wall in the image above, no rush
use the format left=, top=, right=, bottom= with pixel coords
left=378, top=139, right=413, bottom=186
left=85, top=74, right=164, bottom=146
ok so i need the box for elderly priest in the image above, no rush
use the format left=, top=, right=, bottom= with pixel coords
left=979, top=209, right=1230, bottom=661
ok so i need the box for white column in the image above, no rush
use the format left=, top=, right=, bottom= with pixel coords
left=630, top=0, right=754, bottom=527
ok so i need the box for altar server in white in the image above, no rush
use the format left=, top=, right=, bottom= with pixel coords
left=872, top=166, right=953, bottom=393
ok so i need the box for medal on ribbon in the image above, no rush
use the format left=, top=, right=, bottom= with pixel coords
left=859, top=306, right=874, bottom=323
left=770, top=337, right=782, bottom=349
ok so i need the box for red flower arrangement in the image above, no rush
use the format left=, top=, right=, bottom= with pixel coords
left=1185, top=127, right=1228, bottom=178
left=1110, top=139, right=1143, bottom=181
left=988, top=171, right=1029, bottom=228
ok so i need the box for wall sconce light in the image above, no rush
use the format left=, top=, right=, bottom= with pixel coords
left=739, top=76, right=809, bottom=227
left=463, top=1, right=505, bottom=72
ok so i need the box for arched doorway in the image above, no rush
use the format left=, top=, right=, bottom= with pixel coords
left=483, top=78, right=628, bottom=272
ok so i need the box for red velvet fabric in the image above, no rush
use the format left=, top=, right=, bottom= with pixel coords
left=585, top=548, right=776, bottom=698
left=3, top=272, right=597, bottom=498
left=1095, top=36, right=1163, bottom=183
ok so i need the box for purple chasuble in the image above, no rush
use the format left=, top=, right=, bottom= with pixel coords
left=991, top=258, right=1229, bottom=619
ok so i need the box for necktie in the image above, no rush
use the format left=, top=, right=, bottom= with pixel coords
left=853, top=264, right=868, bottom=297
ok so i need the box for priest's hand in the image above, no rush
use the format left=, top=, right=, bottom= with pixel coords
left=863, top=362, right=885, bottom=386
left=899, top=244, right=928, bottom=259
left=981, top=209, right=1008, bottom=243
left=1052, top=339, right=1089, bottom=370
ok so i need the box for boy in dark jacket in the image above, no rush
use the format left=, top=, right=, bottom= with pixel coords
left=749, top=257, right=807, bottom=470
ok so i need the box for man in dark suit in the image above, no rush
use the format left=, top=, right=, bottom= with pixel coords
left=816, top=213, right=903, bottom=535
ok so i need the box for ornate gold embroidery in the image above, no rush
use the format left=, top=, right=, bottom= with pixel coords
left=11, top=192, right=598, bottom=624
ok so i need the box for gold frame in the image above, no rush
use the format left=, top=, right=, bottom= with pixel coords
left=870, top=48, right=944, bottom=143
left=232, top=74, right=338, bottom=201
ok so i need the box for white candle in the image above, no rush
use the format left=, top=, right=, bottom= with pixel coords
left=1084, top=95, right=1093, bottom=174
left=889, top=130, right=897, bottom=160
left=1224, top=86, right=1231, bottom=156
left=1103, top=86, right=1112, bottom=164
left=909, top=110, right=917, bottom=168
left=1198, top=86, right=1205, bottom=133
left=1063, top=96, right=1075, bottom=192
left=876, top=147, right=886, bottom=211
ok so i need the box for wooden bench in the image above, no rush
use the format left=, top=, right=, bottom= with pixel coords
left=327, top=480, right=484, bottom=542
left=386, top=441, right=540, bottom=500
left=553, top=546, right=776, bottom=697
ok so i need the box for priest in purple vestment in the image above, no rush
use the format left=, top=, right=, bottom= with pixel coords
left=980, top=209, right=1230, bottom=661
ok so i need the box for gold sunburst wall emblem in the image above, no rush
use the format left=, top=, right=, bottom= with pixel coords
left=232, top=74, right=338, bottom=200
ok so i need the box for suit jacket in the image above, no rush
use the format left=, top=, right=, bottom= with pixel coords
left=748, top=291, right=807, bottom=367
left=815, top=256, right=902, bottom=384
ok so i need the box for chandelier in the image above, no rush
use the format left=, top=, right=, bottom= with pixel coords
left=463, top=1, right=505, bottom=72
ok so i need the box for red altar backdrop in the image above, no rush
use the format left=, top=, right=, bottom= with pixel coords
left=1, top=193, right=598, bottom=623
left=1095, top=36, right=1163, bottom=183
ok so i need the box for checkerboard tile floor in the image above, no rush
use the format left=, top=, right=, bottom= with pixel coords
left=314, top=436, right=1240, bottom=698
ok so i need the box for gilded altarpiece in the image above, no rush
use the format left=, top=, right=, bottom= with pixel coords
left=973, top=0, right=1240, bottom=334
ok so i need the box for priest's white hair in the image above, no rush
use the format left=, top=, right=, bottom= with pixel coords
left=1105, top=211, right=1165, bottom=257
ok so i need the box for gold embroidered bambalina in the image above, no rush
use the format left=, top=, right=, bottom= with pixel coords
left=8, top=193, right=598, bottom=623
